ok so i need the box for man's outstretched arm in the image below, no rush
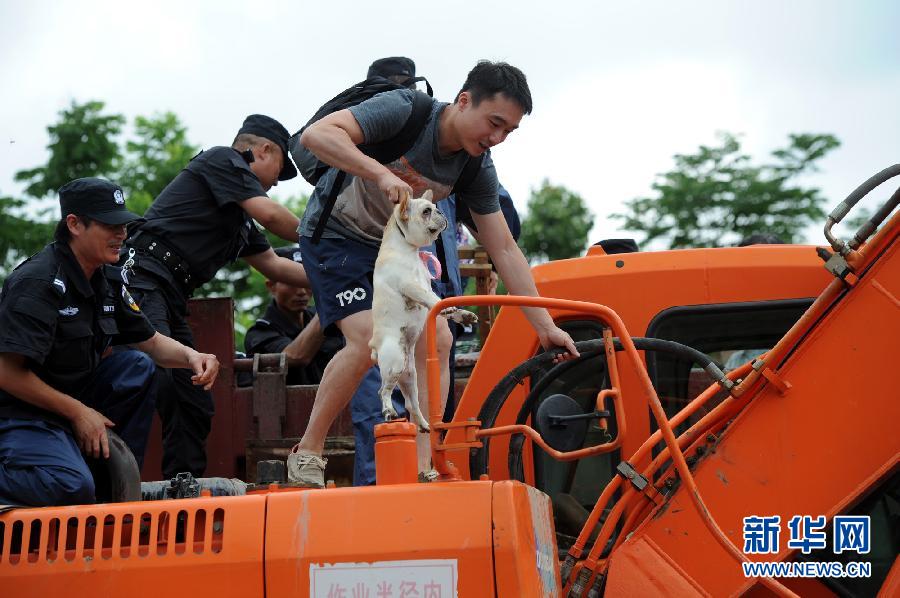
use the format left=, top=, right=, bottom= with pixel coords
left=136, top=333, right=220, bottom=390
left=470, top=210, right=579, bottom=360
left=242, top=196, right=301, bottom=242
left=244, top=248, right=309, bottom=288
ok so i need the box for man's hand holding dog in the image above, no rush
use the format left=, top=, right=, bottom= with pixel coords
left=377, top=171, right=413, bottom=204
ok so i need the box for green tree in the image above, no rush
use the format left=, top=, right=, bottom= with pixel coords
left=15, top=100, right=125, bottom=198
left=612, top=132, right=840, bottom=248
left=0, top=195, right=54, bottom=272
left=519, top=180, right=594, bottom=263
left=2, top=101, right=125, bottom=274
left=118, top=112, right=200, bottom=215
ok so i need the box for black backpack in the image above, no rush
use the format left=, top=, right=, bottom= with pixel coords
left=289, top=76, right=484, bottom=243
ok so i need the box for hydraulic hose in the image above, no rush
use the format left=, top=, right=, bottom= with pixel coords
left=472, top=337, right=728, bottom=479
left=825, top=164, right=900, bottom=252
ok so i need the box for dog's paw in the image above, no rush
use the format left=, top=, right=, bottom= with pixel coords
left=382, top=406, right=399, bottom=421
left=414, top=415, right=431, bottom=433
left=439, top=306, right=459, bottom=317
left=451, top=309, right=478, bottom=325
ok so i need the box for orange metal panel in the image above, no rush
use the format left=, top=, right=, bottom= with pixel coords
left=604, top=536, right=707, bottom=597
left=0, top=495, right=267, bottom=597
left=265, top=482, right=496, bottom=596
left=492, top=481, right=562, bottom=597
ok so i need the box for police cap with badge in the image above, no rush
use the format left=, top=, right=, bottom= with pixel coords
left=59, top=178, right=141, bottom=225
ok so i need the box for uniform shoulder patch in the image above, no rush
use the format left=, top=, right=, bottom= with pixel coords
left=52, top=277, right=66, bottom=295
left=122, top=286, right=141, bottom=313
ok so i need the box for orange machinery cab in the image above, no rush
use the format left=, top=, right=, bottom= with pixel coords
left=448, top=243, right=831, bottom=485
left=600, top=210, right=900, bottom=597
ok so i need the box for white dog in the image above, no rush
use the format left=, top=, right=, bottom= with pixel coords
left=369, top=190, right=477, bottom=432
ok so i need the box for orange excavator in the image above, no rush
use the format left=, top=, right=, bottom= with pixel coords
left=1, top=166, right=897, bottom=597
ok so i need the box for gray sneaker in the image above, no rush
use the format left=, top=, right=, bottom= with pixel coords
left=287, top=452, right=328, bottom=488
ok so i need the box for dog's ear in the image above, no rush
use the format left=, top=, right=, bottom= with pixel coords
left=398, top=192, right=410, bottom=222
left=422, top=189, right=434, bottom=202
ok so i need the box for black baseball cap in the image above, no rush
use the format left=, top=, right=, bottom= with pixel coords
left=368, top=56, right=416, bottom=81
left=58, top=178, right=140, bottom=225
left=237, top=114, right=297, bottom=181
left=273, top=245, right=303, bottom=263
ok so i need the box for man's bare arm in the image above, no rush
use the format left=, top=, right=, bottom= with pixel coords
left=135, top=332, right=220, bottom=391
left=244, top=249, right=309, bottom=288
left=300, top=110, right=412, bottom=204
left=242, top=196, right=301, bottom=242
left=470, top=211, right=578, bottom=359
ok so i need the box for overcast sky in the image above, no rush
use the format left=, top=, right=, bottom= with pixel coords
left=1, top=0, right=897, bottom=246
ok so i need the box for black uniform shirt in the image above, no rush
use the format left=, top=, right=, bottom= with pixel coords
left=244, top=300, right=342, bottom=385
left=0, top=242, right=156, bottom=422
left=129, top=146, right=272, bottom=289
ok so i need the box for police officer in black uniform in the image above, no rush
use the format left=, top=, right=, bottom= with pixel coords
left=244, top=246, right=342, bottom=385
left=122, top=114, right=308, bottom=478
left=0, top=178, right=219, bottom=507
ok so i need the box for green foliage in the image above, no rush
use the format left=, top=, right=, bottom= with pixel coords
left=15, top=100, right=125, bottom=198
left=3, top=100, right=125, bottom=272
left=0, top=196, right=54, bottom=271
left=612, top=132, right=841, bottom=248
left=118, top=113, right=200, bottom=215
left=519, top=180, right=594, bottom=262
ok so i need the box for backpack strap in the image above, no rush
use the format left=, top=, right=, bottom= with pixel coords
left=311, top=91, right=435, bottom=244
left=407, top=76, right=433, bottom=97
left=363, top=91, right=434, bottom=163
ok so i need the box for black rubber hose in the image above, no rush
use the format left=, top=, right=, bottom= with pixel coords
left=837, top=164, right=900, bottom=215
left=471, top=337, right=723, bottom=479
left=853, top=185, right=900, bottom=247
left=508, top=347, right=607, bottom=481
left=507, top=337, right=721, bottom=480
left=86, top=430, right=141, bottom=503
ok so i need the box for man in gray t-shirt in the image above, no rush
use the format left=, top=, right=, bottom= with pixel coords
left=291, top=60, right=579, bottom=486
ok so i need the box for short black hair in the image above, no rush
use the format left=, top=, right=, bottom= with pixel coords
left=456, top=61, right=532, bottom=115
left=54, top=215, right=94, bottom=243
